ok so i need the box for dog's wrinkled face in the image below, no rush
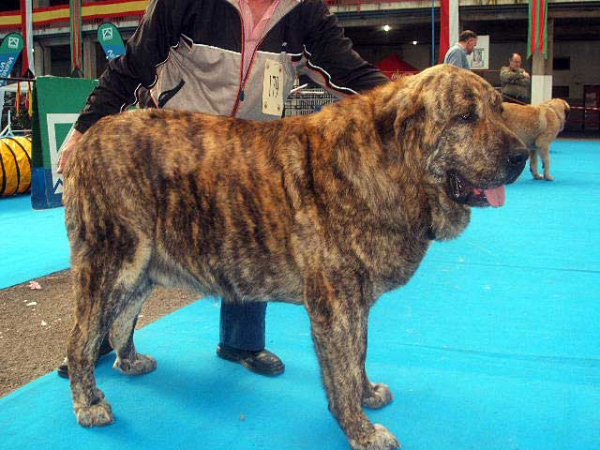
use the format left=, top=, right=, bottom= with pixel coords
left=400, top=66, right=528, bottom=209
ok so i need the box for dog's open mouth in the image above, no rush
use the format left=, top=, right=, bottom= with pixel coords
left=446, top=170, right=506, bottom=208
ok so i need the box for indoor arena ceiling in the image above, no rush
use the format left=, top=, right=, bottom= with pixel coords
left=341, top=6, right=600, bottom=47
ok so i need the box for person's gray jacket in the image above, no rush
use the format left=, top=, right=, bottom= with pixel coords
left=75, top=0, right=388, bottom=132
left=500, top=66, right=530, bottom=100
left=443, top=44, right=470, bottom=70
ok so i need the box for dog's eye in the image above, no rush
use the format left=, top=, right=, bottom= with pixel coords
left=460, top=112, right=474, bottom=121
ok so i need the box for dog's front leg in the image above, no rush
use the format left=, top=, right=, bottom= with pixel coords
left=539, top=146, right=554, bottom=181
left=360, top=311, right=394, bottom=410
left=304, top=271, right=400, bottom=450
left=529, top=148, right=543, bottom=180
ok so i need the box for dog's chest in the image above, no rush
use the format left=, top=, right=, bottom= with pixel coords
left=342, top=225, right=431, bottom=294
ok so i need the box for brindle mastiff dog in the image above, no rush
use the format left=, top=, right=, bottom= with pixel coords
left=502, top=98, right=570, bottom=181
left=64, top=65, right=527, bottom=450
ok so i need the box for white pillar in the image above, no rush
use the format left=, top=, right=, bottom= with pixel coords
left=42, top=45, right=51, bottom=75
left=34, top=42, right=44, bottom=76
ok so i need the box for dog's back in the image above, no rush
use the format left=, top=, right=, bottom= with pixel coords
left=502, top=103, right=545, bottom=147
left=502, top=99, right=569, bottom=147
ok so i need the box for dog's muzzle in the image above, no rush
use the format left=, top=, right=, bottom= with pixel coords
left=505, top=148, right=528, bottom=183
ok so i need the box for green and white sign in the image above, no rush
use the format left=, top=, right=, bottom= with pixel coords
left=31, top=76, right=98, bottom=209
left=0, top=32, right=25, bottom=86
left=97, top=23, right=126, bottom=61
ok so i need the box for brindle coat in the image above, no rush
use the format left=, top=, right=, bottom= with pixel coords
left=502, top=98, right=570, bottom=181
left=65, top=65, right=527, bottom=450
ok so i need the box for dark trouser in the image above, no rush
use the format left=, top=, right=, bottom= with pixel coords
left=220, top=301, right=266, bottom=352
left=98, top=317, right=138, bottom=355
left=100, top=302, right=266, bottom=353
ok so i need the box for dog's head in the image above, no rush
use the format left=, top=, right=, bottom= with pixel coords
left=547, top=98, right=570, bottom=132
left=380, top=65, right=528, bottom=207
left=373, top=65, right=528, bottom=239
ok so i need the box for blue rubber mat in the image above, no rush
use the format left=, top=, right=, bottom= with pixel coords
left=0, top=195, right=69, bottom=289
left=1, top=139, right=599, bottom=450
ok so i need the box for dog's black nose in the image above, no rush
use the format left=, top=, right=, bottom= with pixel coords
left=508, top=152, right=527, bottom=166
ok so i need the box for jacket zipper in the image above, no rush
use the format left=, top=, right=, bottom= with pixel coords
left=230, top=8, right=246, bottom=117
left=230, top=8, right=271, bottom=118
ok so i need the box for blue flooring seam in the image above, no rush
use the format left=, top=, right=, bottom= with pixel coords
left=395, top=343, right=600, bottom=368
left=428, top=259, right=600, bottom=274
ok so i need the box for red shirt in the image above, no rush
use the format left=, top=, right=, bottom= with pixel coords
left=239, top=0, right=282, bottom=81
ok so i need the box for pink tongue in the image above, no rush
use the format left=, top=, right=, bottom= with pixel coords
left=484, top=185, right=506, bottom=207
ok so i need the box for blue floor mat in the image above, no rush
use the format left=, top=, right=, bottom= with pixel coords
left=1, top=139, right=599, bottom=449
left=0, top=195, right=69, bottom=289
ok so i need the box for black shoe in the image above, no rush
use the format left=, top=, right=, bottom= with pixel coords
left=57, top=342, right=114, bottom=379
left=217, top=344, right=285, bottom=377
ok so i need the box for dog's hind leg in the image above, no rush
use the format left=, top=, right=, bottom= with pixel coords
left=68, top=318, right=114, bottom=427
left=68, top=260, right=118, bottom=428
left=304, top=271, right=400, bottom=450
left=110, top=279, right=157, bottom=375
left=68, top=236, right=152, bottom=427
left=529, top=148, right=543, bottom=180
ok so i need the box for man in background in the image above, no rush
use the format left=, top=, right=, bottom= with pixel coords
left=443, top=30, right=478, bottom=70
left=500, top=53, right=531, bottom=103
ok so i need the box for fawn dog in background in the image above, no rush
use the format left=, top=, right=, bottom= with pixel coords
left=64, top=65, right=527, bottom=450
left=503, top=98, right=570, bottom=181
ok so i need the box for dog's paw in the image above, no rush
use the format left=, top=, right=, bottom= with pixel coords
left=76, top=400, right=114, bottom=427
left=532, top=173, right=544, bottom=180
left=350, top=424, right=401, bottom=450
left=114, top=353, right=157, bottom=375
left=544, top=174, right=554, bottom=181
left=363, top=383, right=394, bottom=409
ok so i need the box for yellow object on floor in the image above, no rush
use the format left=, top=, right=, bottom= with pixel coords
left=0, top=136, right=32, bottom=196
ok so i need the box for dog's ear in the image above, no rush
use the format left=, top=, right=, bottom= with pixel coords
left=374, top=80, right=422, bottom=147
left=548, top=99, right=570, bottom=122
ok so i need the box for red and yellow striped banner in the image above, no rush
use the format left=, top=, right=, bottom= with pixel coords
left=0, top=0, right=149, bottom=30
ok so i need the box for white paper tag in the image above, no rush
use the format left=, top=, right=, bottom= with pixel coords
left=262, top=59, right=284, bottom=116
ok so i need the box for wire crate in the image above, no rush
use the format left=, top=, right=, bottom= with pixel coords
left=284, top=87, right=338, bottom=117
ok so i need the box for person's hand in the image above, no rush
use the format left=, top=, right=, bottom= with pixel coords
left=523, top=71, right=530, bottom=79
left=57, top=129, right=83, bottom=175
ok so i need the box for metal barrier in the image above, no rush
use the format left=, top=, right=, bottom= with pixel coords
left=324, top=0, right=423, bottom=9
left=284, top=88, right=338, bottom=117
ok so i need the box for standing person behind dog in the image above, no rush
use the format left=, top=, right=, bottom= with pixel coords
left=500, top=53, right=531, bottom=103
left=443, top=30, right=478, bottom=70
left=56, top=0, right=389, bottom=379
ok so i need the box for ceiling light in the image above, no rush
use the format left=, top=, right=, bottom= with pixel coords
left=382, top=25, right=391, bottom=32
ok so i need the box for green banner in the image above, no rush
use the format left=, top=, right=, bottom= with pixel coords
left=97, top=23, right=126, bottom=60
left=0, top=32, right=25, bottom=86
left=527, top=0, right=548, bottom=59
